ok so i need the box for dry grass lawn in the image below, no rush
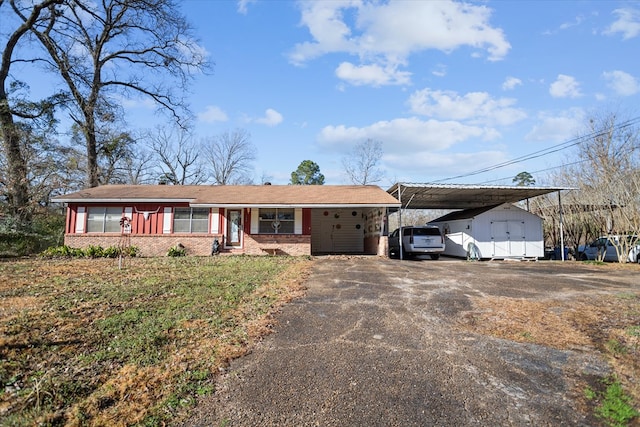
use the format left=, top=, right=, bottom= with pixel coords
left=1, top=257, right=638, bottom=426
left=0, top=256, right=311, bottom=426
left=458, top=266, right=639, bottom=425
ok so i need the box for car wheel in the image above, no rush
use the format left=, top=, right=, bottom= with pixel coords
left=580, top=253, right=588, bottom=261
left=430, top=254, right=440, bottom=260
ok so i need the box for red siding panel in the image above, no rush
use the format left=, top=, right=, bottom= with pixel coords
left=303, top=208, right=312, bottom=235
left=67, top=206, right=75, bottom=234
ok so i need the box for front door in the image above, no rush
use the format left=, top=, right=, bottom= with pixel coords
left=226, top=209, right=242, bottom=247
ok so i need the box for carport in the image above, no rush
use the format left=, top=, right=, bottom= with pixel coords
left=387, top=183, right=567, bottom=260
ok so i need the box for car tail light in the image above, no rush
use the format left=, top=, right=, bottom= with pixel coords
left=441, top=234, right=444, bottom=244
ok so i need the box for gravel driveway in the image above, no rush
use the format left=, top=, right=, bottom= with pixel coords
left=184, top=257, right=639, bottom=426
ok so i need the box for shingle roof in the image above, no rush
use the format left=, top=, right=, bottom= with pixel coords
left=53, top=185, right=400, bottom=207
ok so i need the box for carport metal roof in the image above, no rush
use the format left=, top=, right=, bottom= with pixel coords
left=387, top=183, right=566, bottom=210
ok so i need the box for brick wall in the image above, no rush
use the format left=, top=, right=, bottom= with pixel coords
left=244, top=234, right=311, bottom=256
left=65, top=234, right=229, bottom=257
left=364, top=235, right=388, bottom=256
left=64, top=233, right=311, bottom=257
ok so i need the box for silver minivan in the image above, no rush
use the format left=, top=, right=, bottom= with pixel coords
left=388, top=225, right=445, bottom=259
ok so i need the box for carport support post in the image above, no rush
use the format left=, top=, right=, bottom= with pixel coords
left=398, top=183, right=404, bottom=260
left=558, top=191, right=565, bottom=261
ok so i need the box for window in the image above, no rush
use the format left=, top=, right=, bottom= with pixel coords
left=87, top=207, right=122, bottom=233
left=173, top=208, right=209, bottom=233
left=258, top=208, right=294, bottom=234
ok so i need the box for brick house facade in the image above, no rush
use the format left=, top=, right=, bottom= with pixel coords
left=54, top=185, right=400, bottom=257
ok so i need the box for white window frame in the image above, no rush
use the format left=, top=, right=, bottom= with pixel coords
left=86, top=207, right=122, bottom=233
left=257, top=208, right=295, bottom=234
left=173, top=207, right=210, bottom=234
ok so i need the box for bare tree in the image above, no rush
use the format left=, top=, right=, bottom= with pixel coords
left=203, top=129, right=256, bottom=185
left=122, top=148, right=155, bottom=185
left=342, top=139, right=384, bottom=185
left=538, top=111, right=640, bottom=261
left=24, top=0, right=209, bottom=188
left=148, top=126, right=206, bottom=185
left=0, top=0, right=66, bottom=227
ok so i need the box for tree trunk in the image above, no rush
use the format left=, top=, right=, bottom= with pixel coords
left=0, top=101, right=31, bottom=225
left=84, top=123, right=99, bottom=188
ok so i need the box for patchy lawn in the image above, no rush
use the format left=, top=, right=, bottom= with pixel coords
left=0, top=256, right=311, bottom=426
left=459, top=262, right=640, bottom=426
left=2, top=257, right=639, bottom=426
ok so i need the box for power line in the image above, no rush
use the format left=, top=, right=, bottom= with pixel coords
left=433, top=116, right=640, bottom=184
left=477, top=159, right=588, bottom=185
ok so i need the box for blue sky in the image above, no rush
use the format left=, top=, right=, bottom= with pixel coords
left=22, top=0, right=640, bottom=186
left=172, top=0, right=640, bottom=186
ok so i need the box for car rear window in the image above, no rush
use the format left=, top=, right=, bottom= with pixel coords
left=411, top=227, right=441, bottom=236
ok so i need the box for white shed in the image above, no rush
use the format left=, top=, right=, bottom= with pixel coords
left=429, top=203, right=544, bottom=260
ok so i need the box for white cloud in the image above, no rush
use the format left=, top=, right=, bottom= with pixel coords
left=559, top=15, right=585, bottom=31
left=408, top=88, right=527, bottom=126
left=525, top=108, right=584, bottom=142
left=288, top=1, right=358, bottom=65
left=118, top=95, right=156, bottom=110
left=335, top=62, right=411, bottom=86
left=255, top=108, right=283, bottom=127
left=549, top=74, right=582, bottom=98
left=176, top=35, right=210, bottom=71
left=317, top=117, right=493, bottom=154
left=289, top=0, right=510, bottom=85
left=604, top=8, right=640, bottom=39
left=197, top=105, right=228, bottom=123
left=603, top=70, right=639, bottom=96
left=502, top=76, right=522, bottom=91
left=237, top=0, right=256, bottom=14
left=543, top=14, right=585, bottom=35
left=355, top=1, right=510, bottom=60
left=432, top=64, right=447, bottom=77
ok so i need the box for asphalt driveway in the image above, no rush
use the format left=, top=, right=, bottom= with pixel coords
left=185, top=257, right=639, bottom=426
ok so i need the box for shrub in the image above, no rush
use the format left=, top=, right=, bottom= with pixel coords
left=167, top=246, right=186, bottom=257
left=124, top=246, right=139, bottom=257
left=103, top=246, right=121, bottom=258
left=40, top=245, right=139, bottom=259
left=40, top=245, right=78, bottom=258
left=85, top=245, right=105, bottom=258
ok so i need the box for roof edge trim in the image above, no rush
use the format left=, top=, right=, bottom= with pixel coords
left=191, top=203, right=400, bottom=208
left=52, top=198, right=195, bottom=203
